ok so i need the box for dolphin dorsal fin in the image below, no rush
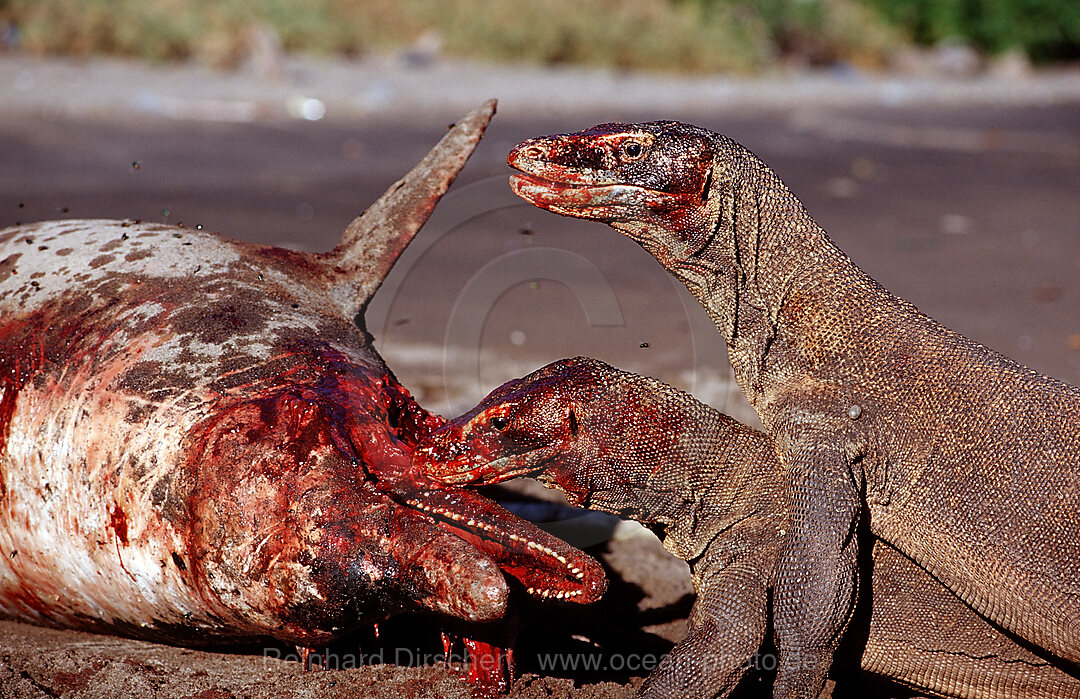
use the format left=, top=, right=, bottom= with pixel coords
left=324, top=99, right=496, bottom=318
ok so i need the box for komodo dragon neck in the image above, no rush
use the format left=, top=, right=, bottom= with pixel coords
left=417, top=357, right=778, bottom=561
left=506, top=118, right=1080, bottom=465
left=506, top=122, right=915, bottom=416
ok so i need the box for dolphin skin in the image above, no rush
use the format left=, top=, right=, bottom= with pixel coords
left=0, top=100, right=605, bottom=676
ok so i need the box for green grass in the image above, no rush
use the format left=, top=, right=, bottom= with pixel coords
left=867, top=0, right=1080, bottom=60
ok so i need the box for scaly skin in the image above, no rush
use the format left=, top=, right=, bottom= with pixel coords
left=415, top=356, right=1080, bottom=699
left=0, top=102, right=604, bottom=696
left=504, top=122, right=1080, bottom=698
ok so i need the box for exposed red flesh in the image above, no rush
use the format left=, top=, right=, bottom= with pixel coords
left=0, top=101, right=547, bottom=695
left=463, top=638, right=514, bottom=696
left=0, top=222, right=604, bottom=697
left=442, top=631, right=515, bottom=697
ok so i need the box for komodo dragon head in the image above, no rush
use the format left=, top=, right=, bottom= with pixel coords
left=413, top=358, right=604, bottom=490
left=507, top=121, right=728, bottom=259
left=507, top=120, right=817, bottom=342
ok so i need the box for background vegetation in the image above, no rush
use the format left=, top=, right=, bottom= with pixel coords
left=865, top=0, right=1080, bottom=61
left=0, top=0, right=1076, bottom=71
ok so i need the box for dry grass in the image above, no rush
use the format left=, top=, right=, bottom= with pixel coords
left=0, top=0, right=900, bottom=72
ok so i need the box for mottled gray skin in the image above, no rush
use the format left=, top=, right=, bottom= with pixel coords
left=0, top=102, right=604, bottom=653
left=505, top=122, right=1080, bottom=698
left=417, top=357, right=1080, bottom=699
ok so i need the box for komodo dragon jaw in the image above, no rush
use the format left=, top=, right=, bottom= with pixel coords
left=414, top=372, right=579, bottom=486
left=420, top=451, right=518, bottom=486
left=508, top=122, right=717, bottom=247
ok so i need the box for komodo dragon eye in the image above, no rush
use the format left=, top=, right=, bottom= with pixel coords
left=489, top=416, right=509, bottom=431
left=620, top=141, right=645, bottom=160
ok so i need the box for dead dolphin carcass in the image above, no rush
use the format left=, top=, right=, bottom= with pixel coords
left=0, top=101, right=606, bottom=658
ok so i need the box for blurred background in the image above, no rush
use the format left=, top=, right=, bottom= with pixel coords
left=2, top=0, right=1077, bottom=424
left=0, top=3, right=1078, bottom=696
left=2, top=0, right=1078, bottom=71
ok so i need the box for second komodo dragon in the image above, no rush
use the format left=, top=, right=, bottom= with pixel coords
left=505, top=121, right=1080, bottom=698
left=415, top=356, right=1080, bottom=699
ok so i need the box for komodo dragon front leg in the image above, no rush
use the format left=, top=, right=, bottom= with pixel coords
left=503, top=123, right=1080, bottom=698
left=647, top=557, right=771, bottom=698
left=414, top=356, right=1080, bottom=699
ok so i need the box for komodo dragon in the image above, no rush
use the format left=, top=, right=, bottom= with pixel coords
left=414, top=356, right=1080, bottom=699
left=503, top=122, right=1080, bottom=698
